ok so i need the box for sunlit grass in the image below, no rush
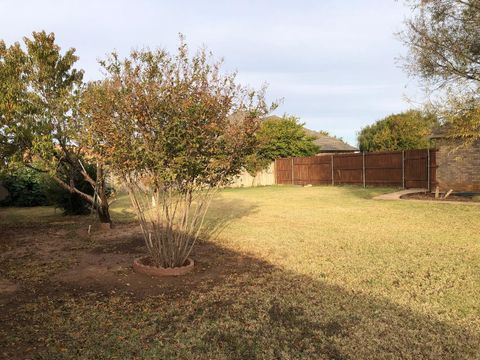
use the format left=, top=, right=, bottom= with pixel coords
left=208, top=186, right=480, bottom=322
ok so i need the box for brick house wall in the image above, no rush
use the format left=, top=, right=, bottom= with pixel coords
left=435, top=139, right=480, bottom=192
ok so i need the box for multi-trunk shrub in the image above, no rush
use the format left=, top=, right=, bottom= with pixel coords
left=82, top=38, right=274, bottom=268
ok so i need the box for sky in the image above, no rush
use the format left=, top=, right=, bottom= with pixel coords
left=0, top=0, right=421, bottom=146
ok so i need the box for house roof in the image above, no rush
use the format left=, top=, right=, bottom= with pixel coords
left=304, top=129, right=358, bottom=152
left=313, top=136, right=359, bottom=152
left=260, top=116, right=358, bottom=152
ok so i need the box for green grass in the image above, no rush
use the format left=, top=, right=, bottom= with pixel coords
left=0, top=205, right=60, bottom=224
left=1, top=185, right=480, bottom=359
left=0, top=193, right=135, bottom=224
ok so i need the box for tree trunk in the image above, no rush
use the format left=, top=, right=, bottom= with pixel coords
left=27, top=161, right=113, bottom=224
left=51, top=162, right=112, bottom=224
left=95, top=163, right=112, bottom=224
left=96, top=200, right=111, bottom=224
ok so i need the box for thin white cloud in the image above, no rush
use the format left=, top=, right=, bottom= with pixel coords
left=0, top=0, right=417, bottom=144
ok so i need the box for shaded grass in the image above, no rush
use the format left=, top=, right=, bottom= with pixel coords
left=0, top=206, right=60, bottom=224
left=2, top=253, right=479, bottom=359
left=0, top=193, right=135, bottom=225
left=1, top=185, right=480, bottom=359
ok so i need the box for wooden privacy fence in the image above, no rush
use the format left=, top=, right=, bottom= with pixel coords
left=275, top=149, right=437, bottom=190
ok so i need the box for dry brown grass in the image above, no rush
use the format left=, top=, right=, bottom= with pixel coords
left=0, top=185, right=479, bottom=359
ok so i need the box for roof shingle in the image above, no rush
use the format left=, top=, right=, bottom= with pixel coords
left=304, top=128, right=358, bottom=152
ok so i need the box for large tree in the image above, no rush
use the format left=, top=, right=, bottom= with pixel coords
left=245, top=115, right=320, bottom=175
left=82, top=40, right=273, bottom=268
left=401, top=0, right=480, bottom=143
left=357, top=110, right=437, bottom=152
left=0, top=31, right=112, bottom=223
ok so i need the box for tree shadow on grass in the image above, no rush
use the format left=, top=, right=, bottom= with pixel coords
left=335, top=185, right=402, bottom=200
left=0, top=209, right=478, bottom=359
left=86, top=197, right=259, bottom=256
left=201, top=196, right=260, bottom=240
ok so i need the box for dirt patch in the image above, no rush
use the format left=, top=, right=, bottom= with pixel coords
left=0, top=220, right=267, bottom=303
left=401, top=192, right=479, bottom=203
left=54, top=238, right=262, bottom=299
left=0, top=218, right=279, bottom=359
left=89, top=233, right=144, bottom=254
left=0, top=217, right=270, bottom=359
left=0, top=278, right=17, bottom=294
left=0, top=278, right=18, bottom=306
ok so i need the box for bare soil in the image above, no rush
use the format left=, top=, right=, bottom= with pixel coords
left=0, top=218, right=276, bottom=358
left=401, top=192, right=479, bottom=202
left=0, top=278, right=17, bottom=294
left=0, top=219, right=264, bottom=303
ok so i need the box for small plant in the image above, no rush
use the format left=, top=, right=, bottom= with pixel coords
left=83, top=38, right=274, bottom=268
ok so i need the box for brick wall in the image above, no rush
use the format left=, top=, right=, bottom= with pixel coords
left=436, top=139, right=480, bottom=192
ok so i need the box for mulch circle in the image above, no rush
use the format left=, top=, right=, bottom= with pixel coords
left=133, top=256, right=195, bottom=277
left=401, top=193, right=478, bottom=203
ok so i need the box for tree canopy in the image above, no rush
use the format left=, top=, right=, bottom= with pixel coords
left=401, top=0, right=480, bottom=143
left=357, top=110, right=437, bottom=152
left=83, top=42, right=272, bottom=187
left=0, top=31, right=112, bottom=222
left=82, top=39, right=274, bottom=267
left=245, top=115, right=320, bottom=175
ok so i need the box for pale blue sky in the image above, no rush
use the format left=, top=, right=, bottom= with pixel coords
left=0, top=0, right=420, bottom=145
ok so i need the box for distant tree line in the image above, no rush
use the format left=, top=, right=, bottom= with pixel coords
left=245, top=115, right=320, bottom=175
left=357, top=110, right=437, bottom=152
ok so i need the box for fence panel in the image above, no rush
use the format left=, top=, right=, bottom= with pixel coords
left=275, top=158, right=293, bottom=184
left=430, top=150, right=437, bottom=189
left=333, top=154, right=363, bottom=184
left=364, top=151, right=403, bottom=186
left=404, top=149, right=437, bottom=189
left=405, top=150, right=427, bottom=188
left=229, top=162, right=275, bottom=187
left=275, top=149, right=437, bottom=190
left=295, top=156, right=332, bottom=185
left=309, top=158, right=333, bottom=184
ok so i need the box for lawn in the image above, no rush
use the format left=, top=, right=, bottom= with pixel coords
left=1, top=186, right=479, bottom=359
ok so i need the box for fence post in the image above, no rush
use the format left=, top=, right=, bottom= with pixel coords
left=362, top=152, right=366, bottom=188
left=331, top=155, right=334, bottom=185
left=402, top=150, right=405, bottom=189
left=274, top=159, right=277, bottom=185
left=291, top=158, right=294, bottom=185
left=427, top=149, right=430, bottom=192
